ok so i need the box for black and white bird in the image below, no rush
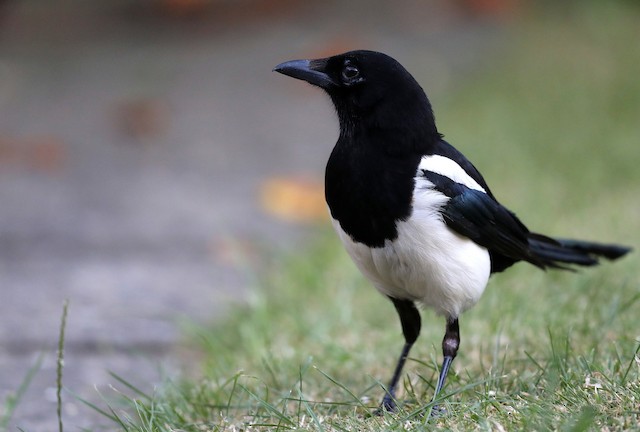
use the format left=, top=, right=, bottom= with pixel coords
left=273, top=50, right=630, bottom=413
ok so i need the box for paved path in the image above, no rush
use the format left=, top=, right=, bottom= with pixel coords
left=0, top=1, right=502, bottom=429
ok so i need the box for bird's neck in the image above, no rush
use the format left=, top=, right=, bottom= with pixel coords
left=339, top=119, right=438, bottom=159
left=337, top=97, right=440, bottom=157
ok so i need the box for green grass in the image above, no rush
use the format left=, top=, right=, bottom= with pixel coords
left=102, top=2, right=640, bottom=430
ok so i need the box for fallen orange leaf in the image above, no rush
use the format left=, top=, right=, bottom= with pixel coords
left=260, top=176, right=327, bottom=223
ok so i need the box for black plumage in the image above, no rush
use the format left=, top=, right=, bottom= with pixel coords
left=274, top=50, right=631, bottom=414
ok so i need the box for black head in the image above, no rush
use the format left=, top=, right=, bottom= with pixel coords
left=274, top=50, right=438, bottom=142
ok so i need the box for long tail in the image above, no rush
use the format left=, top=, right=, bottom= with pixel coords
left=528, top=233, right=631, bottom=270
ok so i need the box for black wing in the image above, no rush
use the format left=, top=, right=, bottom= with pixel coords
left=422, top=170, right=549, bottom=272
left=421, top=145, right=631, bottom=272
left=433, top=139, right=497, bottom=199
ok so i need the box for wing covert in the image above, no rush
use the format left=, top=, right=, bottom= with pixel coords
left=421, top=170, right=546, bottom=268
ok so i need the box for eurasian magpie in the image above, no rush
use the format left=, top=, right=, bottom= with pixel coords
left=273, top=50, right=631, bottom=413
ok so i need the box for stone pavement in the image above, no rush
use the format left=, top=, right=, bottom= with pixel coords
left=0, top=1, right=503, bottom=429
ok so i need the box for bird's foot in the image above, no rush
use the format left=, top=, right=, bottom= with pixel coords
left=373, top=394, right=397, bottom=415
left=428, top=404, right=448, bottom=419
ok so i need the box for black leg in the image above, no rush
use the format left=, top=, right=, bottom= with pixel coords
left=432, top=318, right=460, bottom=402
left=378, top=298, right=421, bottom=413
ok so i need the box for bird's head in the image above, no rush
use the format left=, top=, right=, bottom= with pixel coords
left=274, top=50, right=439, bottom=143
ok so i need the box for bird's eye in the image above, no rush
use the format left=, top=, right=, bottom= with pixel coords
left=341, top=65, right=360, bottom=82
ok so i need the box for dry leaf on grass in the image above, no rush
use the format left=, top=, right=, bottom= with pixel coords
left=260, top=176, right=327, bottom=223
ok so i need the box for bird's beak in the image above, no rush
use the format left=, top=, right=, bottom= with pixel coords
left=273, top=58, right=336, bottom=89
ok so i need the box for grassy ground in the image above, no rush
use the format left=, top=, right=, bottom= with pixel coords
left=104, top=2, right=640, bottom=430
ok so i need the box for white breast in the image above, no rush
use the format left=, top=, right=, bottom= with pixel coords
left=332, top=161, right=491, bottom=318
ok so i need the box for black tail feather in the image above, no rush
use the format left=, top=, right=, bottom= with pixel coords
left=554, top=238, right=632, bottom=260
left=528, top=234, right=631, bottom=270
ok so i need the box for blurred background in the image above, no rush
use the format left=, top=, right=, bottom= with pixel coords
left=1, top=0, right=638, bottom=430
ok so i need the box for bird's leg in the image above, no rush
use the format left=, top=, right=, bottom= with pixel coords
left=431, top=318, right=460, bottom=409
left=379, top=341, right=412, bottom=413
left=377, top=298, right=421, bottom=413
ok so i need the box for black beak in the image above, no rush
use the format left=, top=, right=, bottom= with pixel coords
left=273, top=58, right=336, bottom=89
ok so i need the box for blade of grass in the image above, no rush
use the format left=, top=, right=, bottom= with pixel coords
left=57, top=299, right=69, bottom=432
left=238, top=383, right=297, bottom=428
left=107, top=372, right=152, bottom=401
left=620, top=342, right=640, bottom=386
left=313, top=366, right=370, bottom=410
left=0, top=352, right=45, bottom=429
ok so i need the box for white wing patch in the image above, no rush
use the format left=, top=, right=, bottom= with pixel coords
left=329, top=153, right=493, bottom=319
left=418, top=155, right=486, bottom=193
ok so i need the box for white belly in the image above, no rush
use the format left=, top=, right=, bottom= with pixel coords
left=332, top=187, right=491, bottom=318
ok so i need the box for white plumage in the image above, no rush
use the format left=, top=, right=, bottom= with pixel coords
left=274, top=48, right=630, bottom=413
left=418, top=154, right=486, bottom=193
left=332, top=155, right=491, bottom=318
